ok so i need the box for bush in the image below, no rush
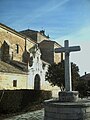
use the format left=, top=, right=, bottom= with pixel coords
left=0, top=89, right=52, bottom=113
left=76, top=80, right=88, bottom=98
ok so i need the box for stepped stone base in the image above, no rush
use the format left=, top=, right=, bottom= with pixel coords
left=59, top=91, right=79, bottom=102
left=44, top=99, right=90, bottom=120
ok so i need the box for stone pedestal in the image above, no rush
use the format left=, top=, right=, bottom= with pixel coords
left=44, top=99, right=90, bottom=120
left=59, top=91, right=79, bottom=102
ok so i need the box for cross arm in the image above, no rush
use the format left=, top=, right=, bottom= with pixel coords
left=55, top=47, right=65, bottom=53
left=69, top=46, right=81, bottom=52
left=55, top=46, right=81, bottom=53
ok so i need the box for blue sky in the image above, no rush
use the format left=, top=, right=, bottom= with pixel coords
left=0, top=0, right=90, bottom=75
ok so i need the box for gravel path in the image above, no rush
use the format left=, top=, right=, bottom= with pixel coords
left=4, top=109, right=44, bottom=120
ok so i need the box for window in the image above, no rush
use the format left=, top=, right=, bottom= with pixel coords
left=16, top=44, right=19, bottom=53
left=13, top=80, right=17, bottom=87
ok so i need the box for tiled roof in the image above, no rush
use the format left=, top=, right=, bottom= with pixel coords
left=10, top=60, right=28, bottom=72
left=0, top=61, right=27, bottom=74
left=20, top=29, right=50, bottom=41
left=80, top=73, right=90, bottom=81
left=39, top=40, right=62, bottom=47
left=20, top=29, right=38, bottom=42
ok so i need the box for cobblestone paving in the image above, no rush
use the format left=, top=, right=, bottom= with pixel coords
left=4, top=109, right=44, bottom=120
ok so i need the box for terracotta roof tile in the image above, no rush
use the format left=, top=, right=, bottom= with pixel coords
left=0, top=61, right=26, bottom=74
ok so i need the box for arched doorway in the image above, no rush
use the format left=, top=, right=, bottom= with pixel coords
left=1, top=41, right=10, bottom=62
left=34, top=74, right=41, bottom=90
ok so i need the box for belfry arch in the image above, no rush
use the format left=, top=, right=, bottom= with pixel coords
left=34, top=74, right=41, bottom=90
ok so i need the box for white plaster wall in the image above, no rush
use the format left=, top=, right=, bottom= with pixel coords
left=28, top=46, right=60, bottom=97
left=28, top=48, right=45, bottom=89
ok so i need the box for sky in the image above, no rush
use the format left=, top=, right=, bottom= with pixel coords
left=0, top=0, right=90, bottom=75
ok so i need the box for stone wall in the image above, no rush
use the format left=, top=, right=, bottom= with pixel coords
left=0, top=24, right=34, bottom=62
left=37, top=32, right=49, bottom=43
left=0, top=27, right=25, bottom=61
left=0, top=23, right=61, bottom=96
left=26, top=38, right=35, bottom=52
left=54, top=43, right=63, bottom=64
left=0, top=72, right=27, bottom=90
left=39, top=41, right=54, bottom=64
left=44, top=100, right=90, bottom=120
left=39, top=40, right=62, bottom=64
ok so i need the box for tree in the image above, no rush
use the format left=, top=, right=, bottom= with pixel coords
left=71, top=62, right=80, bottom=90
left=45, top=60, right=80, bottom=91
left=75, top=79, right=88, bottom=98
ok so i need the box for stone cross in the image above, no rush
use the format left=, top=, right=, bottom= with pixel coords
left=55, top=40, right=81, bottom=91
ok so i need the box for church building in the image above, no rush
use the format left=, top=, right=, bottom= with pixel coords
left=0, top=23, right=63, bottom=96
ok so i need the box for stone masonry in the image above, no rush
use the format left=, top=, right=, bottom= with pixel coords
left=44, top=99, right=90, bottom=120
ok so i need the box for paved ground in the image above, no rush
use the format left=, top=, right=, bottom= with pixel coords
left=4, top=109, right=44, bottom=120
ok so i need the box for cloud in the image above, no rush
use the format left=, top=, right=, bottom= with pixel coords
left=4, top=0, right=70, bottom=28
left=43, top=0, right=70, bottom=13
left=70, top=41, right=90, bottom=75
left=56, top=24, right=90, bottom=43
left=55, top=24, right=90, bottom=75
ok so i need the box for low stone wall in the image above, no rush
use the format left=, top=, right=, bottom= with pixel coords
left=44, top=99, right=90, bottom=120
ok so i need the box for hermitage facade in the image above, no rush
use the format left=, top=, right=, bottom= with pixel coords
left=0, top=23, right=63, bottom=96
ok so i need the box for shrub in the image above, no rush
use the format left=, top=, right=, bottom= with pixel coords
left=0, top=89, right=52, bottom=113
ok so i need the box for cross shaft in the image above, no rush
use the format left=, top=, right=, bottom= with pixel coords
left=55, top=40, right=81, bottom=91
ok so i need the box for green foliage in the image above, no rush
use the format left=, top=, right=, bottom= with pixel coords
left=76, top=80, right=88, bottom=98
left=0, top=90, right=52, bottom=113
left=45, top=61, right=65, bottom=88
left=71, top=62, right=80, bottom=90
left=45, top=60, right=80, bottom=90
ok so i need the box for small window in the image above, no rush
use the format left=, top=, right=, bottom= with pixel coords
left=13, top=80, right=17, bottom=87
left=16, top=44, right=19, bottom=53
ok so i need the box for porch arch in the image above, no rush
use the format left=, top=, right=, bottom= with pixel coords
left=34, top=74, right=41, bottom=90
